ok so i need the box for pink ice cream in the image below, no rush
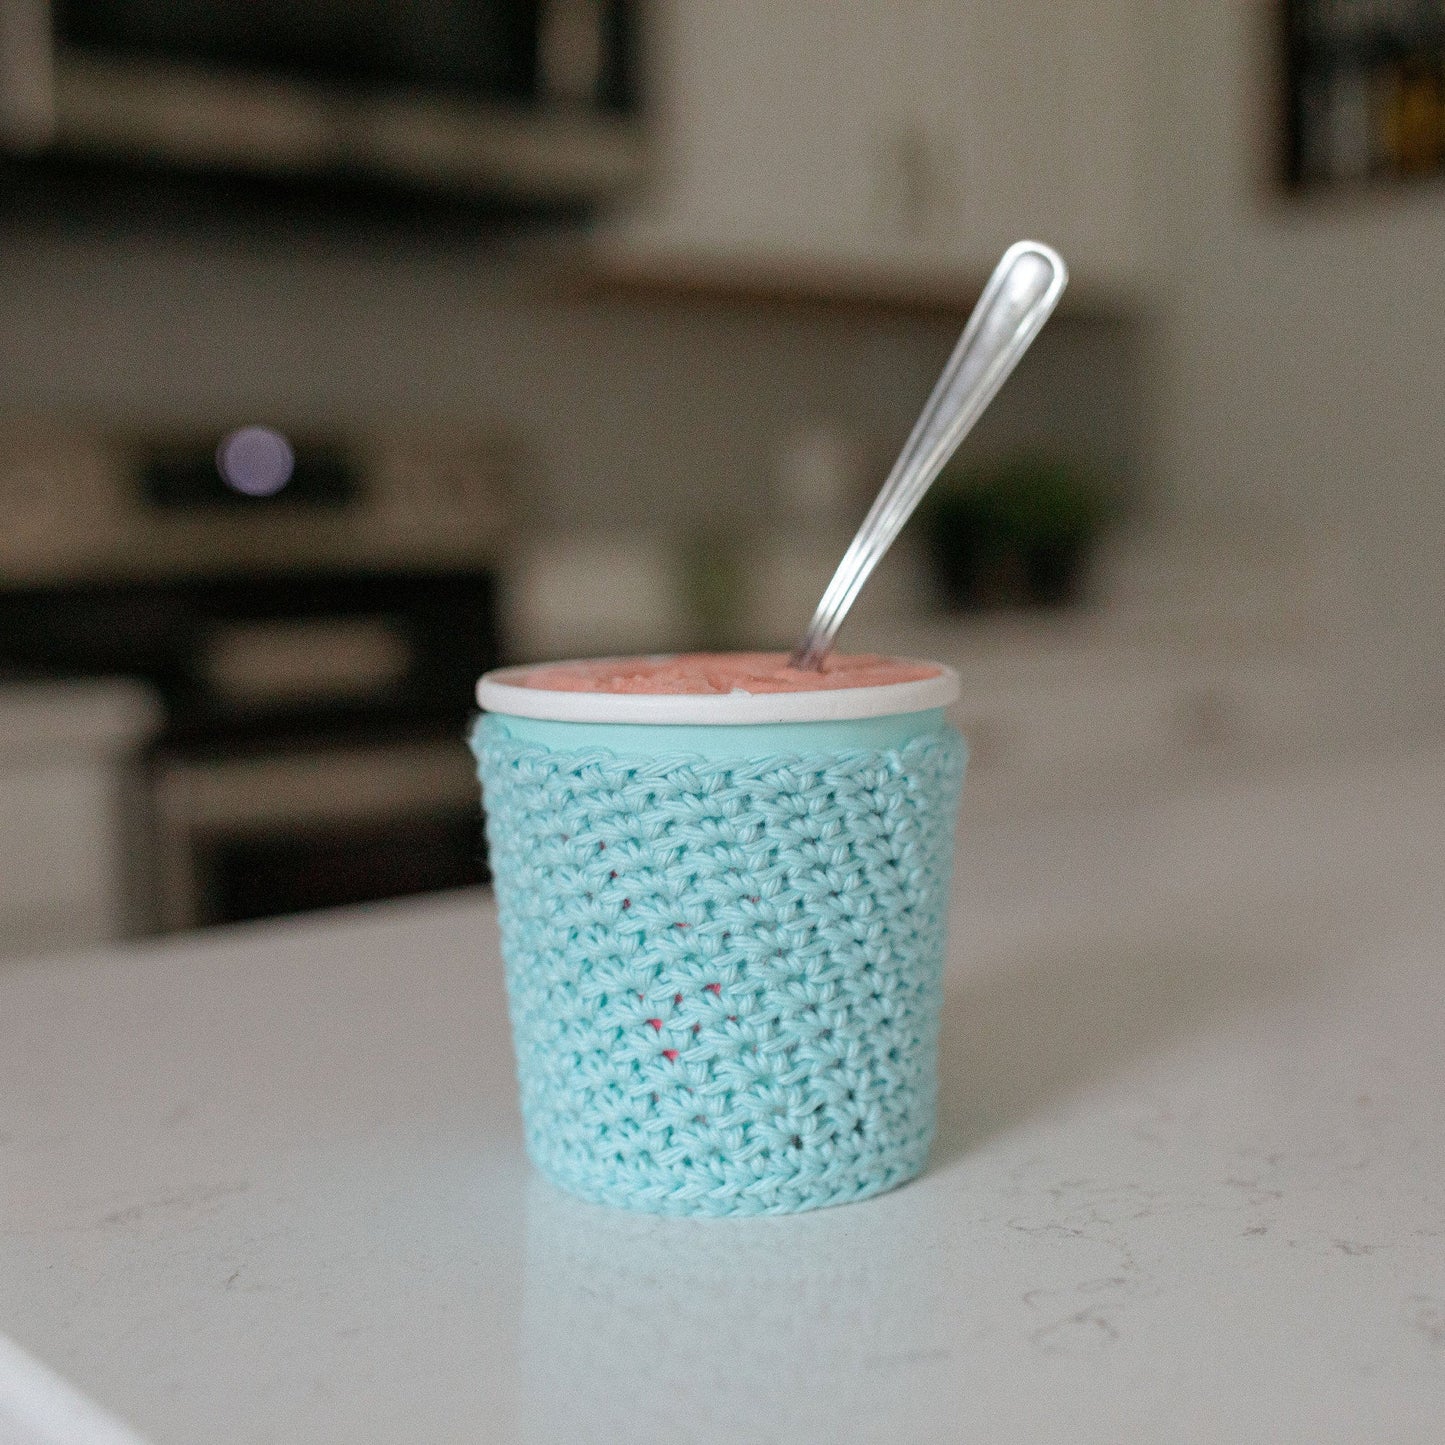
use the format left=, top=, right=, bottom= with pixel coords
left=513, top=652, right=941, bottom=696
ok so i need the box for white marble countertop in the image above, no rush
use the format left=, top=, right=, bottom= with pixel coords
left=3, top=741, right=1444, bottom=1444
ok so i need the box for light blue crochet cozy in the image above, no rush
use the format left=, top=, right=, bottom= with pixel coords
left=473, top=714, right=965, bottom=1217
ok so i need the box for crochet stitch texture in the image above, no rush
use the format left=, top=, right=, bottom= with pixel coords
left=474, top=715, right=966, bottom=1216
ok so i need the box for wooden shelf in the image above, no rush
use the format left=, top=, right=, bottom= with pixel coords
left=537, top=248, right=1139, bottom=322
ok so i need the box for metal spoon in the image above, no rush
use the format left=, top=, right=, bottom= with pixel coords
left=789, top=240, right=1068, bottom=670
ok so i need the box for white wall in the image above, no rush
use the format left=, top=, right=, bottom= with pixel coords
left=0, top=228, right=1141, bottom=536
left=1145, top=2, right=1445, bottom=716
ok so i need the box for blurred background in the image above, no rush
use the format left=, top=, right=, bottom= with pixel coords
left=0, top=0, right=1442, bottom=958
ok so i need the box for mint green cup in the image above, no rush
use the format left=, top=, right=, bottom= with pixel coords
left=473, top=661, right=966, bottom=1216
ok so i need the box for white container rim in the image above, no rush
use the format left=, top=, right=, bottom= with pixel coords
left=477, top=658, right=960, bottom=726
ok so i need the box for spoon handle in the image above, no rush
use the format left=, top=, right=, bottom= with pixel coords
left=790, top=240, right=1068, bottom=670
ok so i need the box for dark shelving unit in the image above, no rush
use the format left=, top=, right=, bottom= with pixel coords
left=1284, top=0, right=1445, bottom=190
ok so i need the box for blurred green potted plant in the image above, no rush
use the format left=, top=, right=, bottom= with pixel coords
left=917, top=454, right=1112, bottom=610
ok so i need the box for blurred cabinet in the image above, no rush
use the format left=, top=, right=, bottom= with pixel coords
left=969, top=0, right=1145, bottom=287
left=597, top=0, right=1145, bottom=291
left=0, top=681, right=160, bottom=961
